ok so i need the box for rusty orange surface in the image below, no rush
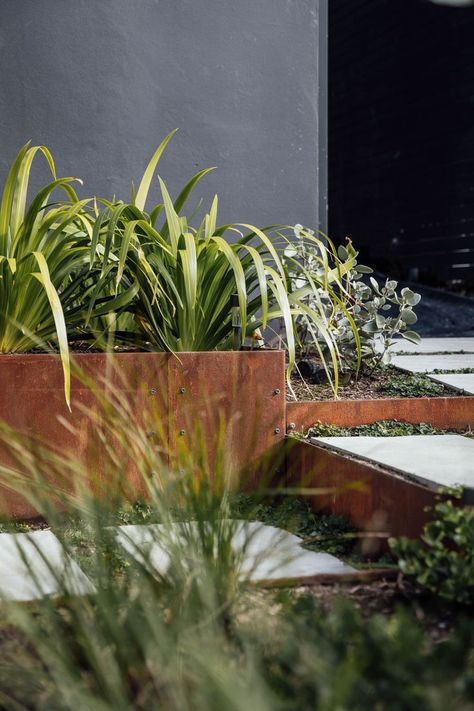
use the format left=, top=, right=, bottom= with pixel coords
left=0, top=350, right=285, bottom=519
left=168, top=351, right=286, bottom=488
left=0, top=353, right=170, bottom=517
left=287, top=396, right=474, bottom=431
left=284, top=438, right=440, bottom=554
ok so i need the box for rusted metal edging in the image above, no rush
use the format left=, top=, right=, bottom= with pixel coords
left=287, top=396, right=474, bottom=431
left=283, top=437, right=442, bottom=553
left=0, top=350, right=286, bottom=519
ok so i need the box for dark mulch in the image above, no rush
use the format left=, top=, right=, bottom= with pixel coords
left=288, top=367, right=393, bottom=401
left=298, top=578, right=462, bottom=642
left=287, top=361, right=463, bottom=401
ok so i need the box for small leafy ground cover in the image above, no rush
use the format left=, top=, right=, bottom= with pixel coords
left=431, top=367, right=474, bottom=374
left=302, top=419, right=446, bottom=439
left=229, top=494, right=356, bottom=557
left=377, top=373, right=446, bottom=397
left=287, top=363, right=459, bottom=401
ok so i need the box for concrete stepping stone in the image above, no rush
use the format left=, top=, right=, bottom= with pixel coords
left=390, top=353, right=474, bottom=373
left=313, top=434, right=474, bottom=492
left=428, top=373, right=474, bottom=395
left=115, top=520, right=356, bottom=584
left=387, top=337, right=474, bottom=354
left=0, top=530, right=95, bottom=602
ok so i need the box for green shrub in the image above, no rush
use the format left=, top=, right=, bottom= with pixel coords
left=256, top=594, right=474, bottom=711
left=390, top=492, right=474, bottom=604
left=432, top=368, right=474, bottom=374
left=284, top=229, right=421, bottom=373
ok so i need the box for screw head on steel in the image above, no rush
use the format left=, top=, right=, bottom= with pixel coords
left=273, top=388, right=281, bottom=395
left=179, top=387, right=186, bottom=394
left=179, top=429, right=186, bottom=436
left=274, top=427, right=281, bottom=434
left=149, top=387, right=157, bottom=395
left=287, top=422, right=296, bottom=430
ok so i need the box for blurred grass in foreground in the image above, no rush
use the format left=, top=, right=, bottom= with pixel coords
left=0, top=376, right=471, bottom=710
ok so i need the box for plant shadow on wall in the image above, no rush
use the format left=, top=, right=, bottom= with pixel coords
left=0, top=380, right=472, bottom=710
left=0, top=130, right=365, bottom=403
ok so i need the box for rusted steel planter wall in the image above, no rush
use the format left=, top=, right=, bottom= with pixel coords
left=0, top=351, right=286, bottom=519
left=287, top=396, right=474, bottom=432
left=284, top=438, right=439, bottom=552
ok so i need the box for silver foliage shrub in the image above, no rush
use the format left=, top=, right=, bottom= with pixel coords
left=284, top=225, right=422, bottom=374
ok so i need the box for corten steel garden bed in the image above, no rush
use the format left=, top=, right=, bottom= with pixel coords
left=1, top=350, right=470, bottom=538
left=0, top=350, right=285, bottom=518
left=283, top=438, right=445, bottom=553
left=286, top=396, right=474, bottom=432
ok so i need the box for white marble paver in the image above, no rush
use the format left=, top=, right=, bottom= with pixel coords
left=313, top=435, right=474, bottom=491
left=115, top=520, right=356, bottom=584
left=390, top=354, right=474, bottom=373
left=0, top=530, right=95, bottom=602
left=428, top=373, right=474, bottom=395
left=387, top=338, right=474, bottom=354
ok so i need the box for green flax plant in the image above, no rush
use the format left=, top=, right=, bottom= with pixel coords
left=90, top=131, right=360, bottom=391
left=0, top=143, right=132, bottom=406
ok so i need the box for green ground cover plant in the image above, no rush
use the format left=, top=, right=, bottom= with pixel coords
left=377, top=372, right=447, bottom=397
left=303, top=420, right=444, bottom=439
left=431, top=368, right=474, bottom=374
left=229, top=494, right=355, bottom=556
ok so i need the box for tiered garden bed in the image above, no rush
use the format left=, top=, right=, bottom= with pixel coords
left=0, top=350, right=285, bottom=518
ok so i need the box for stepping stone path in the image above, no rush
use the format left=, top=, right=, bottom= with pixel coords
left=387, top=337, right=474, bottom=392
left=388, top=337, right=474, bottom=354
left=115, top=520, right=356, bottom=584
left=0, top=530, right=95, bottom=602
left=390, top=354, right=474, bottom=373
left=0, top=523, right=355, bottom=601
left=312, top=434, right=474, bottom=493
left=428, top=373, right=474, bottom=395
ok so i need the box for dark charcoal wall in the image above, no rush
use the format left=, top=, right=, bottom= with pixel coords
left=329, top=0, right=474, bottom=289
left=0, top=0, right=326, bottom=229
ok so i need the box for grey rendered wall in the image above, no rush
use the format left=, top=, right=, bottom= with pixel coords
left=0, top=0, right=326, bottom=229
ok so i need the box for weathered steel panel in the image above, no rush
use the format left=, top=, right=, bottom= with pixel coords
left=284, top=438, right=444, bottom=555
left=0, top=350, right=286, bottom=518
left=0, top=353, right=170, bottom=518
left=287, top=396, right=474, bottom=432
left=168, top=351, right=286, bottom=488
